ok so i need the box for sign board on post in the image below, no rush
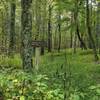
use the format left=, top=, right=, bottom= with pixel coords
left=32, top=41, right=47, bottom=73
left=32, top=41, right=47, bottom=47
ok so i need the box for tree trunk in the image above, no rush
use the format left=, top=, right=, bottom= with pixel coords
left=58, top=10, right=61, bottom=52
left=76, top=24, right=87, bottom=49
left=73, top=32, right=77, bottom=53
left=48, top=5, right=52, bottom=52
left=9, top=1, right=16, bottom=56
left=70, top=13, right=73, bottom=48
left=86, top=0, right=99, bottom=61
left=74, top=0, right=87, bottom=50
left=41, top=0, right=47, bottom=55
left=96, top=2, right=100, bottom=53
left=21, top=0, right=33, bottom=71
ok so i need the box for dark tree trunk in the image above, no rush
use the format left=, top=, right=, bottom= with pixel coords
left=73, top=32, right=77, bottom=53
left=76, top=24, right=87, bottom=49
left=86, top=0, right=99, bottom=61
left=96, top=2, right=100, bottom=53
left=48, top=5, right=52, bottom=52
left=9, top=2, right=16, bottom=56
left=74, top=0, right=87, bottom=50
left=70, top=14, right=73, bottom=48
left=41, top=0, right=47, bottom=55
left=21, top=0, right=33, bottom=71
left=58, top=10, right=61, bottom=52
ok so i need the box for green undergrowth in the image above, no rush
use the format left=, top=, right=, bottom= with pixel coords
left=0, top=49, right=100, bottom=100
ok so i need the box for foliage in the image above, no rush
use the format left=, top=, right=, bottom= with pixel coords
left=0, top=50, right=100, bottom=100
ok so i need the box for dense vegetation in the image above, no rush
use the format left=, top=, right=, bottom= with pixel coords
left=0, top=0, right=100, bottom=100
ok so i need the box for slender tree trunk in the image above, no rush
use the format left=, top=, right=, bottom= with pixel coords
left=96, top=2, right=100, bottom=53
left=58, top=10, right=61, bottom=52
left=41, top=0, right=47, bottom=55
left=9, top=1, right=16, bottom=56
left=33, top=0, right=41, bottom=56
left=88, top=0, right=93, bottom=48
left=21, top=0, right=33, bottom=71
left=48, top=5, right=52, bottom=52
left=74, top=0, right=87, bottom=50
left=5, top=5, right=10, bottom=56
left=70, top=13, right=73, bottom=48
left=76, top=24, right=87, bottom=49
left=86, top=0, right=99, bottom=61
left=73, top=32, right=77, bottom=53
left=54, top=24, right=58, bottom=49
left=1, top=12, right=5, bottom=54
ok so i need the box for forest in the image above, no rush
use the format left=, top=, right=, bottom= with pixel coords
left=0, top=0, right=100, bottom=100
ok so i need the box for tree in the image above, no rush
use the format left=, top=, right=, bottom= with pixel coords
left=86, top=0, right=99, bottom=61
left=96, top=1, right=100, bottom=53
left=48, top=5, right=52, bottom=52
left=74, top=0, right=87, bottom=50
left=9, top=0, right=16, bottom=56
left=21, top=0, right=33, bottom=71
left=41, top=0, right=47, bottom=55
left=57, top=2, right=62, bottom=52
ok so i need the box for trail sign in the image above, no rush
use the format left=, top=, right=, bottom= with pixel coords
left=32, top=41, right=47, bottom=47
left=32, top=40, right=47, bottom=73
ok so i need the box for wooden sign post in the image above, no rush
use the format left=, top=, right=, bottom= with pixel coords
left=32, top=41, right=47, bottom=72
left=35, top=47, right=40, bottom=72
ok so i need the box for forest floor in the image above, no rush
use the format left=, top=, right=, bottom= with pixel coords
left=0, top=49, right=100, bottom=100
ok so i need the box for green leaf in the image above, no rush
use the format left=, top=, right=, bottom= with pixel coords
left=73, top=94, right=80, bottom=100
left=96, top=89, right=100, bottom=95
left=89, top=86, right=96, bottom=90
left=20, top=96, right=25, bottom=100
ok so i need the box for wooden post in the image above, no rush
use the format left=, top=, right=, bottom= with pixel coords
left=32, top=40, right=47, bottom=73
left=35, top=47, right=41, bottom=72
